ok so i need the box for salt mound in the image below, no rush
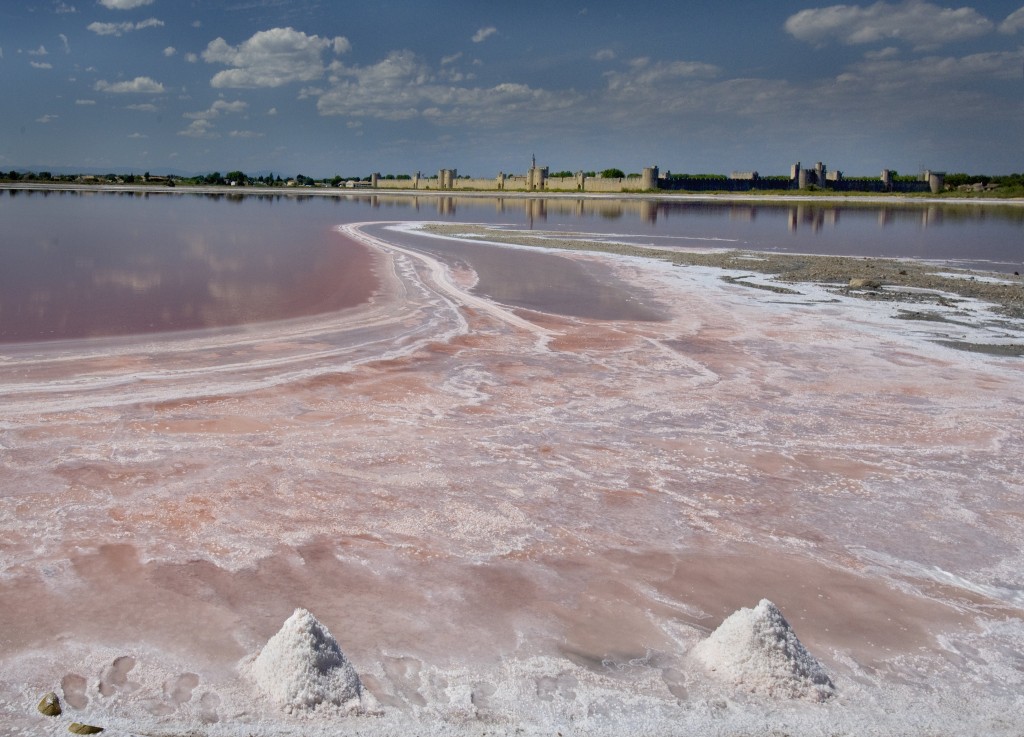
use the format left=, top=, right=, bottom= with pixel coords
left=250, top=608, right=363, bottom=712
left=690, top=599, right=834, bottom=701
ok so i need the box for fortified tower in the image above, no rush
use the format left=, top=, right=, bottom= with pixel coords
left=641, top=165, right=659, bottom=190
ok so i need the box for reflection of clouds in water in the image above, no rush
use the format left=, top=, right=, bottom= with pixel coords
left=93, top=270, right=163, bottom=292
left=184, top=233, right=246, bottom=273
left=204, top=281, right=289, bottom=323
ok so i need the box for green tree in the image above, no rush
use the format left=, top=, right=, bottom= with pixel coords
left=600, top=168, right=625, bottom=178
left=225, top=170, right=246, bottom=185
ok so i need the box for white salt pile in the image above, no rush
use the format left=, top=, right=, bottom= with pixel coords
left=690, top=599, right=835, bottom=701
left=249, top=608, right=364, bottom=713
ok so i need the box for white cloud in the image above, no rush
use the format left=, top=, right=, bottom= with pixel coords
left=126, top=103, right=158, bottom=111
left=203, top=27, right=350, bottom=88
left=30, top=61, right=53, bottom=69
left=95, top=76, right=165, bottom=93
left=183, top=99, right=248, bottom=120
left=75, top=98, right=96, bottom=105
left=127, top=132, right=148, bottom=138
left=441, top=52, right=463, bottom=65
left=55, top=3, right=76, bottom=13
left=59, top=34, right=70, bottom=53
left=472, top=26, right=497, bottom=43
left=229, top=130, right=263, bottom=138
left=178, top=119, right=218, bottom=138
left=604, top=58, right=720, bottom=94
left=317, top=50, right=578, bottom=125
left=839, top=48, right=1024, bottom=89
left=28, top=45, right=48, bottom=56
left=593, top=48, right=615, bottom=61
left=785, top=1, right=994, bottom=49
left=36, top=114, right=58, bottom=123
left=99, top=0, right=154, bottom=9
left=87, top=18, right=164, bottom=36
left=185, top=52, right=198, bottom=63
left=164, top=46, right=176, bottom=57
left=864, top=46, right=900, bottom=60
left=1001, top=6, right=1024, bottom=33
left=267, top=107, right=278, bottom=115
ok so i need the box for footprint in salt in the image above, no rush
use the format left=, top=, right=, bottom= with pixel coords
left=167, top=673, right=200, bottom=705
left=536, top=673, right=578, bottom=702
left=381, top=656, right=427, bottom=707
left=141, top=672, right=201, bottom=716
left=98, top=655, right=139, bottom=697
left=198, top=691, right=221, bottom=724
left=470, top=681, right=496, bottom=711
left=661, top=667, right=689, bottom=700
left=60, top=673, right=89, bottom=709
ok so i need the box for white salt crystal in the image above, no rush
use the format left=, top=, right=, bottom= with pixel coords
left=690, top=598, right=835, bottom=701
left=250, top=608, right=363, bottom=713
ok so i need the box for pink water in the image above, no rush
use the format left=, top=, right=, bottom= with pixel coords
left=0, top=217, right=1022, bottom=735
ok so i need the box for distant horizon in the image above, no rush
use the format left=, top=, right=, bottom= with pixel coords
left=4, top=160, right=1012, bottom=181
left=4, top=1, right=1023, bottom=177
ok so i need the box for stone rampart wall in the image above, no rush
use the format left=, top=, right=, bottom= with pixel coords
left=367, top=172, right=934, bottom=194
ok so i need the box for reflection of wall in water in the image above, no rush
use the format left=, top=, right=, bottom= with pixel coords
left=787, top=205, right=839, bottom=232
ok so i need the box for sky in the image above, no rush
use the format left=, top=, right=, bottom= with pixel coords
left=2, top=0, right=1023, bottom=178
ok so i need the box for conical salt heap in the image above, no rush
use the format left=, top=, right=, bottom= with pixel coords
left=690, top=599, right=835, bottom=701
left=250, top=608, right=363, bottom=712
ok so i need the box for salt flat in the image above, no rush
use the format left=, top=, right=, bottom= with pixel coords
left=1, top=221, right=1022, bottom=736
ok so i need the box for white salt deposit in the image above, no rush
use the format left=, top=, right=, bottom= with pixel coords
left=249, top=608, right=364, bottom=713
left=690, top=599, right=835, bottom=701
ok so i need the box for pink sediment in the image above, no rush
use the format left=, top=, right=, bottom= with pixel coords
left=0, top=221, right=1021, bottom=734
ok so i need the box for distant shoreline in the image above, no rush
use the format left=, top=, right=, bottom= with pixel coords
left=3, top=180, right=1023, bottom=207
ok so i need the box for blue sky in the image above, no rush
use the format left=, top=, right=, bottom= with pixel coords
left=2, top=0, right=1023, bottom=177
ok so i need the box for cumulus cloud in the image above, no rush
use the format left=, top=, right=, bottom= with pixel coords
left=183, top=99, right=248, bottom=120
left=87, top=18, right=164, bottom=36
left=36, top=114, right=58, bottom=123
left=178, top=119, right=217, bottom=138
left=30, top=61, right=53, bottom=69
left=203, top=27, right=350, bottom=88
left=472, top=26, right=497, bottom=43
left=785, top=1, right=994, bottom=49
left=604, top=57, right=720, bottom=95
left=838, top=47, right=1024, bottom=90
left=28, top=45, right=48, bottom=56
left=55, top=2, right=76, bottom=13
left=317, top=49, right=577, bottom=124
left=593, top=48, right=616, bottom=61
left=126, top=102, right=158, bottom=111
left=60, top=34, right=70, bottom=53
left=99, top=0, right=154, bottom=8
left=127, top=132, right=147, bottom=138
left=229, top=129, right=264, bottom=138
left=75, top=98, right=96, bottom=105
left=1001, top=6, right=1024, bottom=33
left=95, top=76, right=165, bottom=93
left=164, top=46, right=176, bottom=57
left=185, top=52, right=198, bottom=63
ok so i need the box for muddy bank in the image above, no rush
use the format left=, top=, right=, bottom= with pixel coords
left=421, top=223, right=1024, bottom=318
